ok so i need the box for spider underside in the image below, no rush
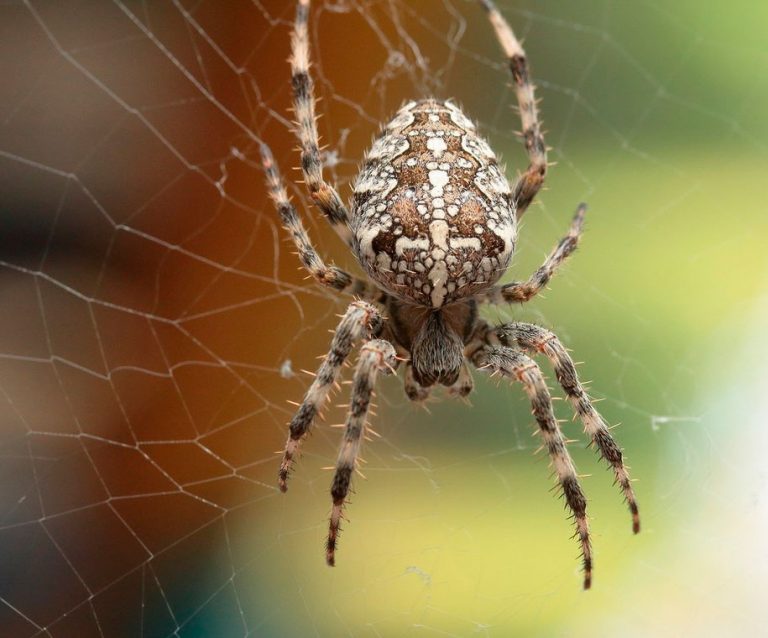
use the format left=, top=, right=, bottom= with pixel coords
left=260, top=0, right=639, bottom=590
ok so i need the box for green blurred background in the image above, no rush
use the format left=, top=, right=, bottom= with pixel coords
left=1, top=0, right=766, bottom=636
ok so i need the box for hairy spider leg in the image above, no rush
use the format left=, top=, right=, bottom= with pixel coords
left=327, top=339, right=397, bottom=565
left=479, top=203, right=585, bottom=305
left=472, top=345, right=593, bottom=589
left=277, top=301, right=383, bottom=491
left=479, top=0, right=547, bottom=217
left=495, top=322, right=640, bottom=533
left=291, top=0, right=353, bottom=246
left=260, top=142, right=383, bottom=300
left=265, top=0, right=639, bottom=590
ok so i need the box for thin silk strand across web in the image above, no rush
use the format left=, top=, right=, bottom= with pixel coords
left=0, top=1, right=755, bottom=635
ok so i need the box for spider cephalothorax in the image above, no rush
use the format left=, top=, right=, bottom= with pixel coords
left=260, top=0, right=639, bottom=589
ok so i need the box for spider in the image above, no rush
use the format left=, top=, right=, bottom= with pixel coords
left=260, top=0, right=639, bottom=589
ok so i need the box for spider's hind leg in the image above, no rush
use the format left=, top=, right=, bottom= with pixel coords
left=260, top=143, right=383, bottom=302
left=478, top=0, right=547, bottom=218
left=290, top=0, right=353, bottom=246
left=327, top=339, right=397, bottom=566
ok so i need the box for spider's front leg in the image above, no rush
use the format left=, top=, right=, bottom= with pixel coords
left=479, top=203, right=585, bottom=305
left=472, top=345, right=593, bottom=589
left=327, top=339, right=397, bottom=566
left=278, top=301, right=383, bottom=492
left=494, top=322, right=640, bottom=533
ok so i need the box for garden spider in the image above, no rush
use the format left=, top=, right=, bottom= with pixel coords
left=260, top=0, right=639, bottom=589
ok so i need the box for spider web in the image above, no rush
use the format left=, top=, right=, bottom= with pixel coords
left=1, top=1, right=767, bottom=635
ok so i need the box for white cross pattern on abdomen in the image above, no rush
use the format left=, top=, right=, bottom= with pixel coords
left=352, top=98, right=517, bottom=308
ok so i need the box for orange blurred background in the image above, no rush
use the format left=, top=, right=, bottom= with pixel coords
left=2, top=1, right=768, bottom=636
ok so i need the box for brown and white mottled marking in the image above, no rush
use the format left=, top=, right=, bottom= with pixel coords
left=261, top=0, right=640, bottom=591
left=352, top=99, right=516, bottom=308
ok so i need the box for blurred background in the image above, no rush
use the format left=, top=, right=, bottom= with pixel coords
left=1, top=0, right=767, bottom=636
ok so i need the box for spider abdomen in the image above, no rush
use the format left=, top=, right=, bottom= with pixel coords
left=351, top=99, right=517, bottom=308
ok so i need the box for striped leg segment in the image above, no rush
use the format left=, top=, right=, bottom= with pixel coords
left=472, top=345, right=592, bottom=589
left=278, top=301, right=383, bottom=492
left=291, top=0, right=353, bottom=246
left=495, top=322, right=640, bottom=533
left=478, top=0, right=547, bottom=217
left=479, top=203, right=585, bottom=305
left=327, top=339, right=396, bottom=566
left=260, top=143, right=383, bottom=301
